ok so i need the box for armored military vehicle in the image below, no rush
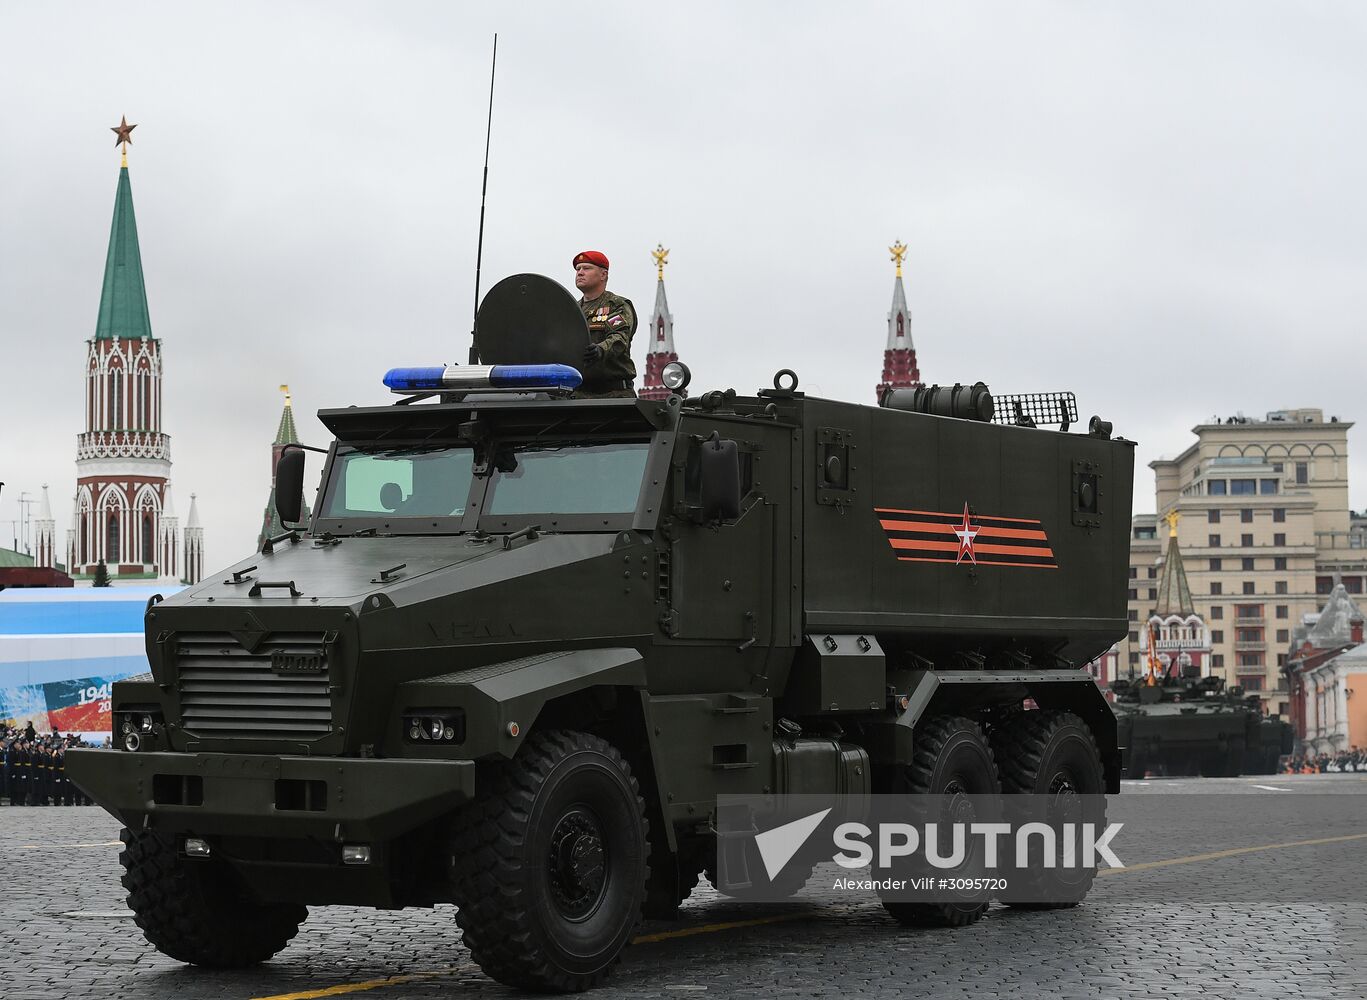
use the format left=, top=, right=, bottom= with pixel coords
left=69, top=275, right=1135, bottom=992
left=1111, top=667, right=1291, bottom=777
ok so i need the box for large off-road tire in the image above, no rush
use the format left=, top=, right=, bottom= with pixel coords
left=118, top=828, right=307, bottom=967
left=881, top=715, right=1000, bottom=929
left=990, top=710, right=1106, bottom=909
left=447, top=730, right=649, bottom=992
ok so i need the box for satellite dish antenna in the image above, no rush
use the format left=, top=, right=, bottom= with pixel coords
left=475, top=273, right=590, bottom=367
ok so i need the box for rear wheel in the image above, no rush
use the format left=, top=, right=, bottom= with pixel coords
left=119, top=828, right=306, bottom=967
left=447, top=730, right=649, bottom=992
left=990, top=710, right=1106, bottom=909
left=881, top=716, right=1000, bottom=928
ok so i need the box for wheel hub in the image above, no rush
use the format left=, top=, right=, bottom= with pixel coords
left=547, top=809, right=607, bottom=919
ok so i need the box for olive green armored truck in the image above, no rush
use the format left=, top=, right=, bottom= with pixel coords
left=68, top=275, right=1135, bottom=992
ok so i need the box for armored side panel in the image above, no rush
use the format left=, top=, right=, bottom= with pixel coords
left=799, top=398, right=1134, bottom=665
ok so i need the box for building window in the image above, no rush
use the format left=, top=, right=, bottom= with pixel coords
left=1276, top=605, right=1288, bottom=619
left=1210, top=558, right=1222, bottom=571
left=1241, top=557, right=1255, bottom=571
left=1317, top=576, right=1333, bottom=594
left=1128, top=609, right=1139, bottom=621
left=1242, top=582, right=1256, bottom=595
left=1241, top=675, right=1264, bottom=692
left=1235, top=604, right=1263, bottom=619
left=1237, top=652, right=1265, bottom=667
left=1260, top=479, right=1279, bottom=495
left=1211, top=630, right=1224, bottom=644
left=1231, top=479, right=1256, bottom=495
left=1211, top=582, right=1223, bottom=595
left=109, top=368, right=123, bottom=429
left=1274, top=580, right=1287, bottom=594
left=141, top=514, right=153, bottom=565
left=1209, top=480, right=1228, bottom=495
left=1276, top=629, right=1289, bottom=643
left=1277, top=659, right=1287, bottom=672
left=1346, top=577, right=1364, bottom=594
left=1209, top=534, right=1221, bottom=547
left=1127, top=588, right=1137, bottom=600
left=1129, top=652, right=1140, bottom=665
left=1274, top=557, right=1287, bottom=571
left=1274, top=533, right=1286, bottom=547
left=1134, top=526, right=1156, bottom=539
left=1208, top=509, right=1221, bottom=523
left=1129, top=566, right=1138, bottom=579
left=1241, top=533, right=1253, bottom=547
left=1236, top=627, right=1262, bottom=643
left=1212, top=654, right=1224, bottom=668
left=1148, top=588, right=1157, bottom=600
left=1147, top=567, right=1157, bottom=579
left=1128, top=631, right=1139, bottom=642
left=1273, top=508, right=1286, bottom=523
left=1295, top=462, right=1309, bottom=484
left=107, top=512, right=120, bottom=563
left=1211, top=606, right=1224, bottom=619
left=1241, top=509, right=1253, bottom=523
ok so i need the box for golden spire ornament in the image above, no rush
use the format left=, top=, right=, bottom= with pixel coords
left=279, top=384, right=292, bottom=407
left=651, top=244, right=669, bottom=281
left=1164, top=509, right=1180, bottom=537
left=889, top=240, right=907, bottom=278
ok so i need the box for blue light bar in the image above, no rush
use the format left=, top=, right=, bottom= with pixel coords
left=383, top=364, right=583, bottom=394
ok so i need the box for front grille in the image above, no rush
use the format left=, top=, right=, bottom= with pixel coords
left=176, top=632, right=333, bottom=739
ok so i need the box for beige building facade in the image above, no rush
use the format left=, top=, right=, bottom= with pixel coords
left=1117, top=408, right=1364, bottom=717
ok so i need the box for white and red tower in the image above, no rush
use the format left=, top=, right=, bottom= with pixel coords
left=66, top=122, right=202, bottom=582
left=639, top=244, right=678, bottom=402
left=875, top=240, right=921, bottom=402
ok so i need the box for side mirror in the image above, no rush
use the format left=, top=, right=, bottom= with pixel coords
left=275, top=448, right=306, bottom=526
left=700, top=436, right=741, bottom=521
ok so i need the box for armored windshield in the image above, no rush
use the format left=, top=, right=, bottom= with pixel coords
left=320, top=447, right=474, bottom=519
left=484, top=442, right=650, bottom=516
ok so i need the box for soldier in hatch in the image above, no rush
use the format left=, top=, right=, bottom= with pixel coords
left=572, top=250, right=637, bottom=399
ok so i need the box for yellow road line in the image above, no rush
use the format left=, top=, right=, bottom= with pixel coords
left=252, top=967, right=471, bottom=1000
left=1098, top=830, right=1367, bottom=876
left=633, top=911, right=813, bottom=944
left=17, top=840, right=121, bottom=849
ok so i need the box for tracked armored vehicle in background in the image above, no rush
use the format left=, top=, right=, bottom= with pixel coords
left=69, top=274, right=1135, bottom=992
left=1111, top=668, right=1292, bottom=777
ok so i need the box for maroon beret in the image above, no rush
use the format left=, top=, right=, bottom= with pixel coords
left=573, top=250, right=610, bottom=270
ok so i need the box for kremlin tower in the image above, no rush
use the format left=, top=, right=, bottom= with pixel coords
left=63, top=118, right=204, bottom=584
left=639, top=245, right=678, bottom=401
left=874, top=240, right=921, bottom=402
left=258, top=385, right=310, bottom=549
left=1142, top=511, right=1211, bottom=678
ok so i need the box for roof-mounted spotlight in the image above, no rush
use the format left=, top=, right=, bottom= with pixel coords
left=661, top=361, right=692, bottom=394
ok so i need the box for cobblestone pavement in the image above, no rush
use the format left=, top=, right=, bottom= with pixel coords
left=2, top=775, right=1366, bottom=999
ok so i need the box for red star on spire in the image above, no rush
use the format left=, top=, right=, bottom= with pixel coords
left=954, top=502, right=979, bottom=565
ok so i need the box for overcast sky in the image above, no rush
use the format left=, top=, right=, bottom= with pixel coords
left=3, top=2, right=1366, bottom=573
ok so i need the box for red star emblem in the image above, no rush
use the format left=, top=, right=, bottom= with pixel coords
left=953, top=502, right=979, bottom=565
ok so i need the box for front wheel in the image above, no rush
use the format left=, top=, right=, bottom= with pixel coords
left=119, top=829, right=307, bottom=967
left=447, top=730, right=649, bottom=992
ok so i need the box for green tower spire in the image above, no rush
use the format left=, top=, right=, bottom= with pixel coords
left=93, top=163, right=153, bottom=341
left=1154, top=511, right=1195, bottom=617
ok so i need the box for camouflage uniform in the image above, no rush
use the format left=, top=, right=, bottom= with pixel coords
left=576, top=292, right=637, bottom=399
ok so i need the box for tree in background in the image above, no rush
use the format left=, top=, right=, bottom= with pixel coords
left=92, top=559, right=110, bottom=587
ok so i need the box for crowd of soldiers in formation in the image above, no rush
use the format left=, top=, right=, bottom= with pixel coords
left=1, top=722, right=100, bottom=806
left=1283, top=747, right=1365, bottom=774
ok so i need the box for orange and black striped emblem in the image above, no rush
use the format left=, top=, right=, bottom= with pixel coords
left=875, top=503, right=1058, bottom=569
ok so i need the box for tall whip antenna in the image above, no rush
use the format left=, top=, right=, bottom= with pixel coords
left=469, top=33, right=498, bottom=364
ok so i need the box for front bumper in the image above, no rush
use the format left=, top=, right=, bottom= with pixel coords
left=65, top=748, right=475, bottom=841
